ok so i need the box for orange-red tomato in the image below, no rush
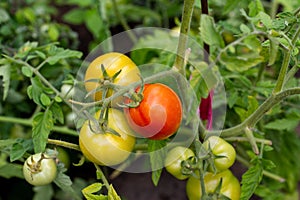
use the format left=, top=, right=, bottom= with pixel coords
left=124, top=83, right=182, bottom=140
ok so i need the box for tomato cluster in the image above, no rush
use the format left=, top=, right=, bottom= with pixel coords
left=186, top=169, right=241, bottom=200
left=164, top=136, right=240, bottom=199
left=79, top=52, right=183, bottom=166
left=61, top=52, right=240, bottom=199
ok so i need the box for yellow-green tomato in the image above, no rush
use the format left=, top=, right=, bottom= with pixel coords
left=84, top=52, right=140, bottom=104
left=186, top=170, right=241, bottom=200
left=23, top=153, right=57, bottom=186
left=79, top=108, right=136, bottom=166
left=204, top=136, right=236, bottom=172
left=56, top=147, right=70, bottom=169
left=164, top=146, right=195, bottom=180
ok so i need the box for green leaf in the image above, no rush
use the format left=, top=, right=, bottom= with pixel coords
left=82, top=183, right=107, bottom=200
left=223, top=0, right=240, bottom=15
left=21, top=66, right=33, bottom=77
left=268, top=37, right=279, bottom=66
left=253, top=81, right=275, bottom=97
left=200, top=14, right=224, bottom=47
left=240, top=24, right=251, bottom=33
left=0, top=163, right=24, bottom=179
left=54, top=164, right=81, bottom=200
left=49, top=102, right=64, bottom=124
left=221, top=54, right=264, bottom=72
left=148, top=140, right=167, bottom=186
left=48, top=24, right=59, bottom=41
left=0, top=8, right=10, bottom=24
left=35, top=50, right=46, bottom=59
left=190, top=62, right=218, bottom=101
left=64, top=0, right=93, bottom=7
left=47, top=46, right=82, bottom=65
left=0, top=62, right=11, bottom=100
left=220, top=35, right=264, bottom=72
left=228, top=90, right=238, bottom=108
left=33, top=185, right=54, bottom=200
left=30, top=76, right=45, bottom=106
left=40, top=93, right=51, bottom=106
left=240, top=162, right=263, bottom=200
left=257, top=12, right=273, bottom=29
left=85, top=9, right=103, bottom=39
left=10, top=139, right=33, bottom=162
left=32, top=111, right=54, bottom=153
left=265, top=118, right=299, bottom=131
left=63, top=9, right=86, bottom=25
left=107, top=184, right=121, bottom=200
left=0, top=139, right=17, bottom=149
left=248, top=0, right=264, bottom=17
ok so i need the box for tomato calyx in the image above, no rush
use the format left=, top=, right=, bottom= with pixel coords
left=119, top=75, right=145, bottom=108
left=85, top=108, right=121, bottom=137
left=180, top=156, right=199, bottom=176
left=84, top=64, right=122, bottom=100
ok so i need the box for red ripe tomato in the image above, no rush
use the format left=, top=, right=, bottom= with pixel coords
left=124, top=83, right=182, bottom=140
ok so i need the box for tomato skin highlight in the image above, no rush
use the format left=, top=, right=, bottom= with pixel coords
left=186, top=170, right=241, bottom=200
left=124, top=83, right=183, bottom=140
left=84, top=52, right=140, bottom=103
left=79, top=108, right=136, bottom=166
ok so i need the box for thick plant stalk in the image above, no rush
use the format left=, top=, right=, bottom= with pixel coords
left=173, top=0, right=195, bottom=75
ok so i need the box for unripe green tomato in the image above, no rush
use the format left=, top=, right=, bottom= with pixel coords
left=186, top=170, right=241, bottom=200
left=56, top=147, right=70, bottom=169
left=203, top=136, right=236, bottom=172
left=164, top=146, right=195, bottom=180
left=23, top=153, right=57, bottom=186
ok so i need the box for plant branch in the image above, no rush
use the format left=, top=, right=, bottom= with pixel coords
left=111, top=0, right=137, bottom=43
left=201, top=0, right=210, bottom=63
left=273, top=25, right=300, bottom=93
left=70, top=69, right=183, bottom=110
left=173, top=0, right=195, bottom=76
left=47, top=139, right=80, bottom=151
left=206, top=87, right=300, bottom=137
left=94, top=164, right=111, bottom=190
left=0, top=116, right=78, bottom=136
left=225, top=136, right=272, bottom=145
left=236, top=154, right=285, bottom=182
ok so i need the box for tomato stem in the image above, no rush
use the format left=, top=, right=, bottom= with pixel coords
left=205, top=87, right=300, bottom=137
left=236, top=154, right=285, bottom=183
left=0, top=116, right=78, bottom=136
left=173, top=0, right=195, bottom=75
left=111, top=0, right=137, bottom=43
left=94, top=164, right=111, bottom=190
left=47, top=139, right=81, bottom=151
left=225, top=137, right=272, bottom=145
left=273, top=25, right=300, bottom=93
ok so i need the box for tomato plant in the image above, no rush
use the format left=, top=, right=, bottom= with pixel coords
left=1, top=0, right=300, bottom=199
left=203, top=136, right=236, bottom=172
left=124, top=83, right=183, bottom=140
left=79, top=108, right=136, bottom=166
left=84, top=52, right=141, bottom=103
left=186, top=170, right=241, bottom=200
left=23, top=153, right=57, bottom=186
left=164, top=146, right=195, bottom=180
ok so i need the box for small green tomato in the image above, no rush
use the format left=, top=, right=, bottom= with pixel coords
left=23, top=153, right=57, bottom=186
